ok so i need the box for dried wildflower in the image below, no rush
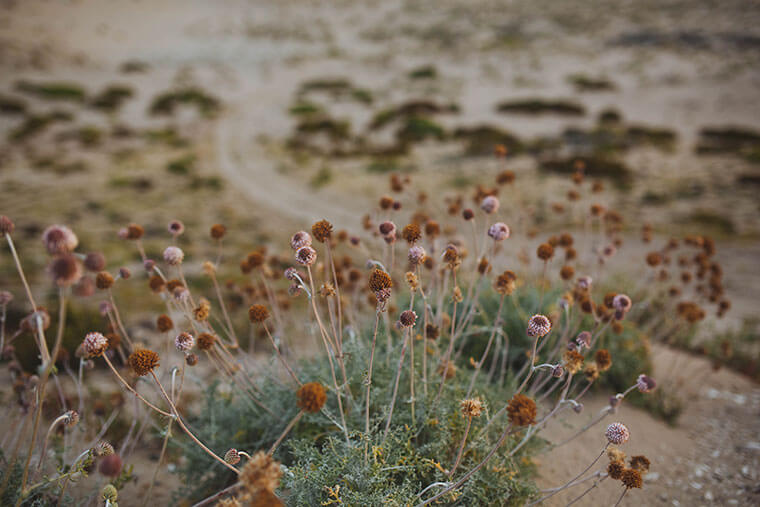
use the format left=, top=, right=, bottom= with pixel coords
left=163, top=246, right=184, bottom=266
left=99, top=454, right=122, bottom=477
left=507, top=394, right=537, bottom=426
left=636, top=374, right=656, bottom=393
left=62, top=410, right=79, bottom=427
left=527, top=314, right=552, bottom=338
left=563, top=350, right=584, bottom=374
left=576, top=276, right=592, bottom=291
left=128, top=349, right=160, bottom=376
left=101, top=484, right=118, bottom=503
left=48, top=254, right=83, bottom=287
left=496, top=170, right=515, bottom=184
left=311, top=220, right=333, bottom=243
left=437, top=360, right=456, bottom=379
left=407, top=245, right=426, bottom=266
left=156, top=314, right=173, bottom=333
left=148, top=275, right=165, bottom=293
left=368, top=269, right=393, bottom=293
left=118, top=267, right=131, bottom=279
left=295, top=246, right=317, bottom=266
left=42, top=225, right=78, bottom=255
left=575, top=331, right=591, bottom=349
left=608, top=460, right=625, bottom=480
left=646, top=252, right=662, bottom=267
left=608, top=446, right=626, bottom=463
left=536, top=243, right=554, bottom=261
left=426, top=324, right=440, bottom=340
left=240, top=451, right=282, bottom=494
left=560, top=265, right=575, bottom=280
left=583, top=363, right=599, bottom=382
left=460, top=398, right=483, bottom=418
left=480, top=195, right=500, bottom=214
left=462, top=208, right=475, bottom=221
left=595, top=349, right=612, bottom=371
left=210, top=223, right=226, bottom=240
left=290, top=231, right=312, bottom=250
left=621, top=468, right=643, bottom=489
left=0, top=216, right=14, bottom=236
left=443, top=244, right=461, bottom=270
left=605, top=422, right=630, bottom=445
left=401, top=223, right=421, bottom=243
left=95, top=271, right=114, bottom=290
left=186, top=353, right=199, bottom=366
left=94, top=441, right=114, bottom=457
left=197, top=333, right=216, bottom=351
left=83, top=332, right=109, bottom=357
left=248, top=304, right=270, bottom=323
left=168, top=220, right=185, bottom=236
left=124, top=223, right=144, bottom=240
left=319, top=282, right=336, bottom=297
left=175, top=332, right=195, bottom=352
left=494, top=270, right=516, bottom=295
left=399, top=310, right=417, bottom=328
left=224, top=448, right=241, bottom=465
left=424, top=220, right=441, bottom=237
left=297, top=382, right=327, bottom=412
left=631, top=456, right=651, bottom=473
left=487, top=222, right=510, bottom=241
left=193, top=300, right=211, bottom=321
left=82, top=252, right=106, bottom=272
left=0, top=291, right=12, bottom=307
left=612, top=294, right=632, bottom=312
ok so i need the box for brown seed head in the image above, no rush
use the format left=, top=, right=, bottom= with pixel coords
left=560, top=265, right=575, bottom=280
left=197, top=333, right=216, bottom=351
left=629, top=455, right=651, bottom=472
left=48, top=254, right=83, bottom=287
left=297, top=382, right=327, bottom=412
left=605, top=422, right=630, bottom=445
left=595, top=349, right=612, bottom=371
left=401, top=223, right=422, bottom=243
left=148, top=275, right=165, bottom=293
left=537, top=243, right=554, bottom=261
left=563, top=350, right=584, bottom=374
left=460, top=398, right=483, bottom=418
left=494, top=270, right=517, bottom=295
left=210, top=223, right=227, bottom=240
left=127, top=349, right=160, bottom=376
left=368, top=269, right=393, bottom=293
left=295, top=246, right=317, bottom=266
left=507, top=394, right=537, bottom=426
left=398, top=310, right=417, bottom=328
left=248, top=304, right=270, bottom=323
left=42, top=225, right=79, bottom=255
left=124, top=223, right=144, bottom=240
left=621, top=468, right=643, bottom=489
left=96, top=271, right=115, bottom=290
left=84, top=252, right=106, bottom=272
left=157, top=314, right=174, bottom=333
left=608, top=461, right=625, bottom=480
left=311, top=220, right=333, bottom=243
left=83, top=332, right=109, bottom=357
left=239, top=451, right=282, bottom=494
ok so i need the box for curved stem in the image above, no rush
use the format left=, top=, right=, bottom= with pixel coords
left=268, top=410, right=304, bottom=456
left=150, top=371, right=239, bottom=474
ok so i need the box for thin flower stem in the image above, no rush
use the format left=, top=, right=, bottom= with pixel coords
left=529, top=444, right=608, bottom=505
left=150, top=371, right=239, bottom=474
left=364, top=310, right=381, bottom=462
left=383, top=329, right=409, bottom=444
left=306, top=266, right=349, bottom=442
left=613, top=487, right=628, bottom=507
left=102, top=355, right=173, bottom=418
left=268, top=410, right=304, bottom=456
left=416, top=423, right=513, bottom=506
left=263, top=322, right=302, bottom=386
left=448, top=415, right=472, bottom=477
left=466, top=295, right=505, bottom=398
left=210, top=270, right=239, bottom=347
left=565, top=474, right=607, bottom=506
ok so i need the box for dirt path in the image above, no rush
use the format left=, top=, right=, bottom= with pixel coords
left=536, top=344, right=760, bottom=506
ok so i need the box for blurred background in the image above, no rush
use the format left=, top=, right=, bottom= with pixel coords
left=1, top=1, right=759, bottom=504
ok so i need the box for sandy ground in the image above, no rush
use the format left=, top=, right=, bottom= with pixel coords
left=1, top=1, right=760, bottom=506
